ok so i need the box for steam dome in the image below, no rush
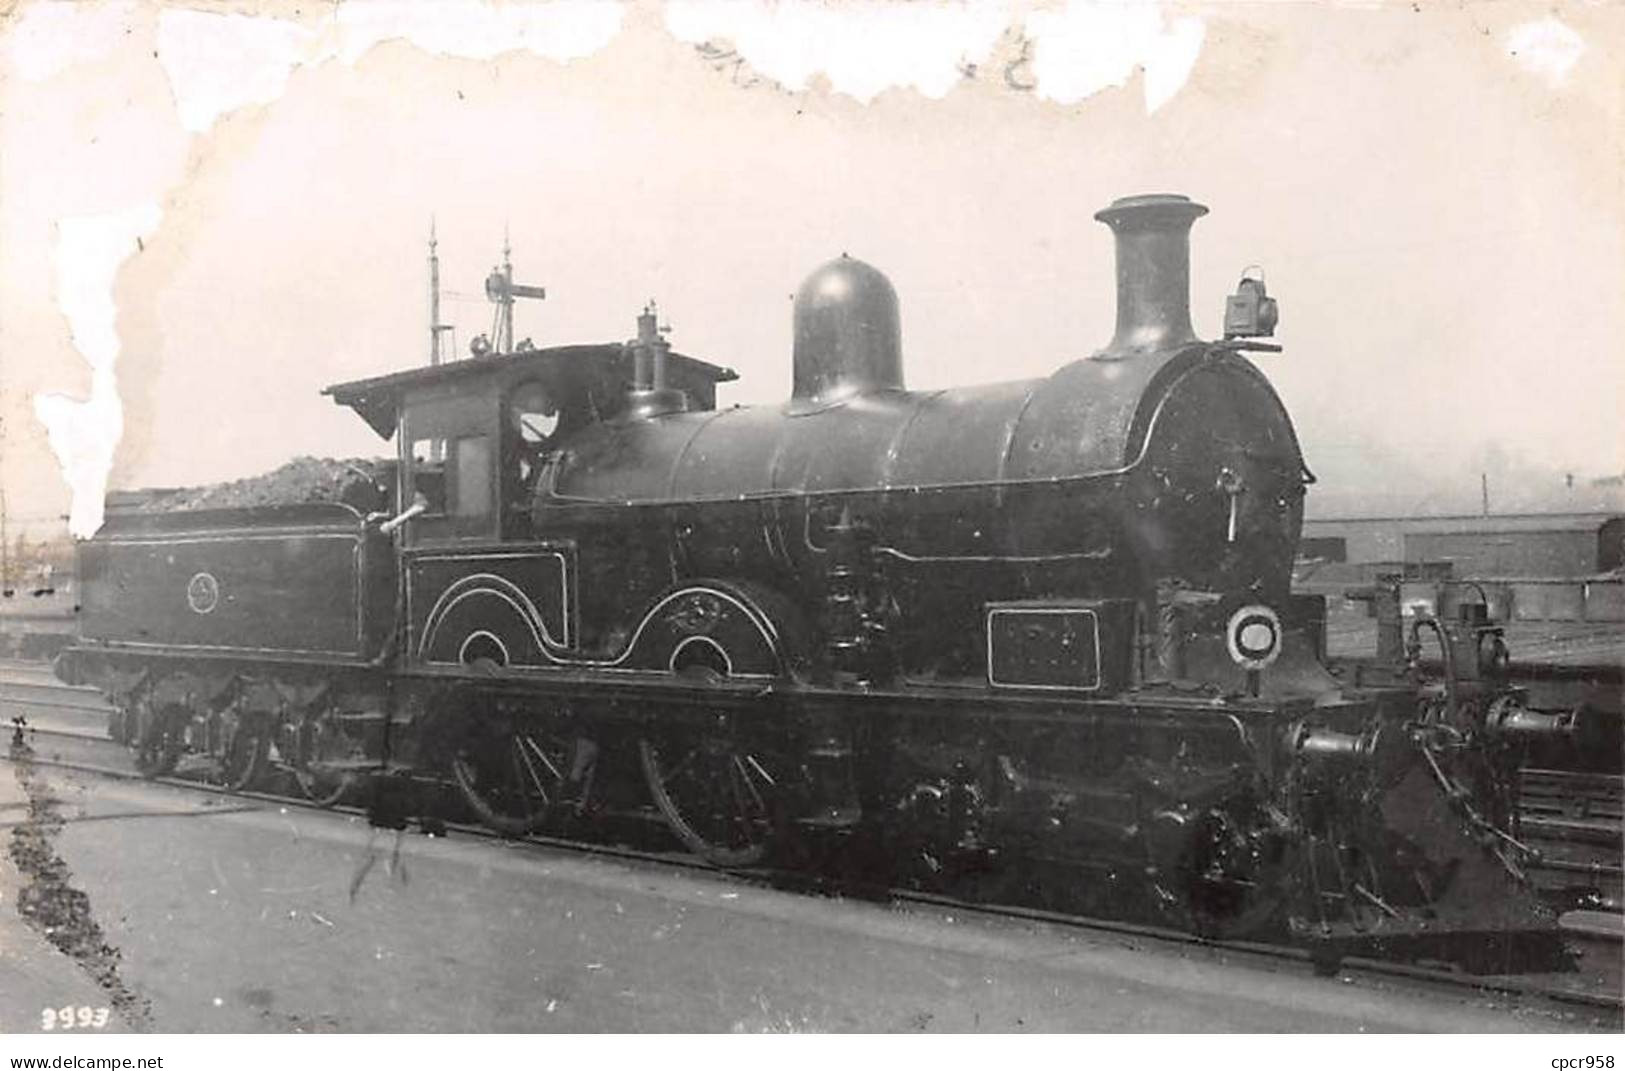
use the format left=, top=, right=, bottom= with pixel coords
left=791, top=255, right=903, bottom=410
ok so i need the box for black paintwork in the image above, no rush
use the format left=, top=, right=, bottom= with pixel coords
left=55, top=195, right=1559, bottom=955
left=77, top=504, right=393, bottom=663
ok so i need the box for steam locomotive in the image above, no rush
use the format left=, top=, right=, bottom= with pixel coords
left=58, top=194, right=1564, bottom=957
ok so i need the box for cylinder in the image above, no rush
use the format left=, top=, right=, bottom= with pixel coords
left=1287, top=721, right=1380, bottom=766
left=1093, top=194, right=1209, bottom=359
left=1486, top=696, right=1579, bottom=740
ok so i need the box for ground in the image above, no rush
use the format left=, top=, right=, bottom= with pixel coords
left=0, top=754, right=1594, bottom=1034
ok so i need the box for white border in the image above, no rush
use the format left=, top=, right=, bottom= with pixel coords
left=419, top=578, right=778, bottom=680
left=985, top=605, right=1102, bottom=692
left=668, top=633, right=734, bottom=677
left=457, top=628, right=512, bottom=667
left=185, top=571, right=219, bottom=614
left=1225, top=603, right=1283, bottom=670
left=409, top=547, right=574, bottom=649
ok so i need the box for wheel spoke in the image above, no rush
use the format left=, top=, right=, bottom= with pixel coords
left=732, top=754, right=768, bottom=816
left=659, top=747, right=701, bottom=790
left=744, top=754, right=775, bottom=788
left=522, top=734, right=564, bottom=785
left=640, top=723, right=779, bottom=868
left=510, top=737, right=546, bottom=809
left=724, top=758, right=753, bottom=841
left=453, top=711, right=588, bottom=836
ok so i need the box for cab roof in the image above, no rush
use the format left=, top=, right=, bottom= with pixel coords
left=323, top=343, right=738, bottom=438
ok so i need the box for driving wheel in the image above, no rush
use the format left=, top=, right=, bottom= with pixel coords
left=451, top=719, right=587, bottom=836
left=639, top=718, right=783, bottom=867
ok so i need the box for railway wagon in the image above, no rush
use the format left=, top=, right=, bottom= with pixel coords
left=58, top=194, right=1566, bottom=957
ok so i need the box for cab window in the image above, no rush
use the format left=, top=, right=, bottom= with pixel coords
left=452, top=435, right=492, bottom=517
left=409, top=437, right=447, bottom=513
left=401, top=392, right=498, bottom=542
left=507, top=381, right=559, bottom=490
left=510, top=381, right=560, bottom=447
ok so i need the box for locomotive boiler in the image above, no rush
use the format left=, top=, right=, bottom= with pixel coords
left=58, top=194, right=1559, bottom=960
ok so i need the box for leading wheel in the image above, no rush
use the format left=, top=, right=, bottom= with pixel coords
left=639, top=720, right=783, bottom=867
left=451, top=720, right=585, bottom=836
left=1181, top=805, right=1297, bottom=939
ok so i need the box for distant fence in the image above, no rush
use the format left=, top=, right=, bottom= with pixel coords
left=1485, top=577, right=1625, bottom=624
left=0, top=586, right=76, bottom=660
left=0, top=584, right=76, bottom=621
left=1379, top=576, right=1625, bottom=625
left=1297, top=559, right=1625, bottom=625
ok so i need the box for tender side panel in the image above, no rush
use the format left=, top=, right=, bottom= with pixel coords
left=79, top=525, right=369, bottom=657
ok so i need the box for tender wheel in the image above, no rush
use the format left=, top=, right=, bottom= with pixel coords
left=451, top=720, right=585, bottom=836
left=217, top=717, right=270, bottom=792
left=132, top=704, right=184, bottom=778
left=291, top=713, right=356, bottom=808
left=293, top=764, right=354, bottom=808
left=639, top=719, right=782, bottom=867
left=107, top=704, right=134, bottom=746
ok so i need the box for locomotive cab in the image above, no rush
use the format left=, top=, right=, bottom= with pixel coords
left=324, top=338, right=738, bottom=546
left=399, top=376, right=572, bottom=542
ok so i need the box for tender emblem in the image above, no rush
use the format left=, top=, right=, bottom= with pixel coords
left=186, top=571, right=220, bottom=614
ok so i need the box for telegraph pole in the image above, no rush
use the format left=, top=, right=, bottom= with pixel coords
left=500, top=232, right=513, bottom=355
left=428, top=218, right=443, bottom=366
left=426, top=219, right=455, bottom=464
left=1, top=487, right=10, bottom=596
left=484, top=228, right=546, bottom=355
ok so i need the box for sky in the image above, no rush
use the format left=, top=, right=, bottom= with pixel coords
left=1, top=0, right=1622, bottom=538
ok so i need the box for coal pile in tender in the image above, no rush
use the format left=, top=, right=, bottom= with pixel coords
left=128, top=456, right=395, bottom=513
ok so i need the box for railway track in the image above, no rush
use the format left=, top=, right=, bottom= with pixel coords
left=0, top=679, right=113, bottom=717
left=1520, top=768, right=1624, bottom=915
left=2, top=667, right=1620, bottom=1027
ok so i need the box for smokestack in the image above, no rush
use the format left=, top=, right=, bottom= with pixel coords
left=1093, top=193, right=1209, bottom=359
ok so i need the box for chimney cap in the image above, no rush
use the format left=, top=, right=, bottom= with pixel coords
left=1092, top=192, right=1209, bottom=359
left=1094, top=193, right=1209, bottom=229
